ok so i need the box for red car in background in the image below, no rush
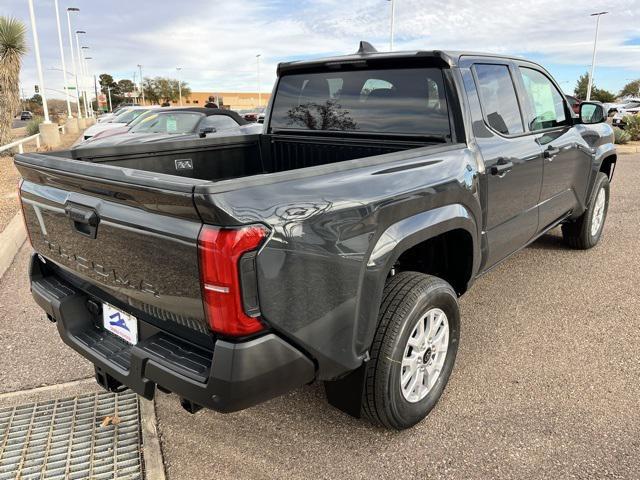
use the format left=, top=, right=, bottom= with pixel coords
left=565, top=95, right=581, bottom=115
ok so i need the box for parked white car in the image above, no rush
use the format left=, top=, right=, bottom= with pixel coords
left=82, top=107, right=151, bottom=141
left=606, top=98, right=640, bottom=117
left=612, top=105, right=640, bottom=129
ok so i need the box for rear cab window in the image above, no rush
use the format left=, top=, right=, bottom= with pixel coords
left=269, top=68, right=451, bottom=140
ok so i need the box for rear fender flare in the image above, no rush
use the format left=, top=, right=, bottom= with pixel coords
left=354, top=204, right=479, bottom=360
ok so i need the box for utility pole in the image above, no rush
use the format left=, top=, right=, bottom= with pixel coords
left=107, top=86, right=113, bottom=111
left=137, top=64, right=145, bottom=105
left=256, top=54, right=261, bottom=108
left=74, top=31, right=88, bottom=117
left=66, top=8, right=82, bottom=120
left=586, top=11, right=608, bottom=101
left=82, top=49, right=93, bottom=117
left=93, top=73, right=99, bottom=114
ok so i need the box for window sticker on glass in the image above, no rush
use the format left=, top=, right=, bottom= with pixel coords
left=166, top=116, right=177, bottom=132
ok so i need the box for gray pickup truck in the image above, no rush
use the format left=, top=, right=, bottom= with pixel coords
left=16, top=42, right=615, bottom=429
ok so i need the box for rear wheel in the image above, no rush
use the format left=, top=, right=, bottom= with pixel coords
left=562, top=172, right=610, bottom=249
left=362, top=272, right=460, bottom=430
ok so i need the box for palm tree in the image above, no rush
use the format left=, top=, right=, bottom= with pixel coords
left=0, top=17, right=27, bottom=147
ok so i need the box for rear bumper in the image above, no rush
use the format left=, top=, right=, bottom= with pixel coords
left=29, top=253, right=315, bottom=412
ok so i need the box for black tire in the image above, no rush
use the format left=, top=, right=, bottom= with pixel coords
left=362, top=271, right=460, bottom=430
left=561, top=172, right=610, bottom=249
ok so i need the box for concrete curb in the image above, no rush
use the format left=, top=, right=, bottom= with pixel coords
left=141, top=398, right=167, bottom=480
left=0, top=211, right=26, bottom=279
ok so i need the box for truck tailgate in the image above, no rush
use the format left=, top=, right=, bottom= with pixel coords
left=15, top=153, right=210, bottom=337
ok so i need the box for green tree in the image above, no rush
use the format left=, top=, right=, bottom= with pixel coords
left=591, top=88, right=615, bottom=103
left=574, top=72, right=589, bottom=100
left=142, top=76, right=190, bottom=104
left=99, top=73, right=118, bottom=96
left=117, top=79, right=135, bottom=94
left=573, top=71, right=616, bottom=102
left=0, top=16, right=27, bottom=146
left=619, top=79, right=640, bottom=98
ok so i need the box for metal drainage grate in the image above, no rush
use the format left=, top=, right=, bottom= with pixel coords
left=0, top=390, right=143, bottom=480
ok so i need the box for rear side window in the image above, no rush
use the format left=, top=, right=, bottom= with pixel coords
left=474, top=64, right=524, bottom=135
left=270, top=68, right=450, bottom=138
left=520, top=67, right=568, bottom=131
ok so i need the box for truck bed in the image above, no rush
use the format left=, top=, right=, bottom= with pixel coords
left=63, top=133, right=434, bottom=182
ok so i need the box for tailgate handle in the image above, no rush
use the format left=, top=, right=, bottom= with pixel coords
left=65, top=204, right=99, bottom=239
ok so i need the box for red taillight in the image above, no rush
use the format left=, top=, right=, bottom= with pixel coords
left=198, top=224, right=269, bottom=336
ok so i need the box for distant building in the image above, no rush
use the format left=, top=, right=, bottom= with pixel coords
left=170, top=92, right=271, bottom=111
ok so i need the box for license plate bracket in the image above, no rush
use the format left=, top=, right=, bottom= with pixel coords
left=102, top=303, right=138, bottom=345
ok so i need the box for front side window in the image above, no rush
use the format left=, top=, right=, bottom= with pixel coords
left=520, top=67, right=568, bottom=131
left=474, top=64, right=524, bottom=135
left=270, top=67, right=450, bottom=138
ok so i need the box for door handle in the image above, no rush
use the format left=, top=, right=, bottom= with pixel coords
left=490, top=158, right=514, bottom=176
left=543, top=146, right=560, bottom=160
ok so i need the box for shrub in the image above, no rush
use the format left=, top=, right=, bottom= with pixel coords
left=25, top=115, right=43, bottom=136
left=623, top=114, right=640, bottom=141
left=613, top=127, right=631, bottom=144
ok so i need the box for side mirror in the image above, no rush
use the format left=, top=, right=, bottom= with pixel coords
left=198, top=126, right=216, bottom=138
left=579, top=102, right=605, bottom=124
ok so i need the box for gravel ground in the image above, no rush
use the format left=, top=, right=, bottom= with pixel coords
left=0, top=154, right=637, bottom=479
left=155, top=154, right=640, bottom=480
left=0, top=131, right=81, bottom=232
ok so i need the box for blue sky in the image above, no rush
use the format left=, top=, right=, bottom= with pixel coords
left=3, top=0, right=640, bottom=100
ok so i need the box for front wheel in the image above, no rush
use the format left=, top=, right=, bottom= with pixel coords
left=362, top=272, right=460, bottom=430
left=562, top=172, right=610, bottom=249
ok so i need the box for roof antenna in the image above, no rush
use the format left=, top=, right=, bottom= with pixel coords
left=356, top=41, right=378, bottom=54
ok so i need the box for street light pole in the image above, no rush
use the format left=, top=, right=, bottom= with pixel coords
left=137, top=64, right=145, bottom=105
left=177, top=67, right=182, bottom=106
left=27, top=0, right=50, bottom=123
left=107, top=86, right=113, bottom=112
left=586, top=11, right=608, bottom=101
left=82, top=48, right=93, bottom=117
left=256, top=54, right=261, bottom=108
left=66, top=8, right=82, bottom=120
left=53, top=0, right=72, bottom=119
left=74, top=31, right=88, bottom=117
left=388, top=0, right=395, bottom=51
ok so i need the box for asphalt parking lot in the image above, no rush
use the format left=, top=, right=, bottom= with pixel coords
left=11, top=119, right=28, bottom=129
left=1, top=154, right=638, bottom=479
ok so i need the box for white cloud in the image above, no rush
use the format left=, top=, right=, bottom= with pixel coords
left=5, top=0, right=640, bottom=100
